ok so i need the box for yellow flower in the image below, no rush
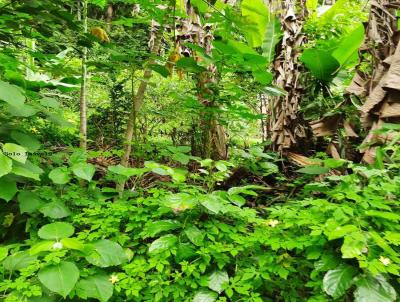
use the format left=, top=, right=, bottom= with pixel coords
left=109, top=274, right=119, bottom=284
left=379, top=256, right=391, bottom=266
left=268, top=219, right=280, bottom=228
left=30, top=127, right=39, bottom=134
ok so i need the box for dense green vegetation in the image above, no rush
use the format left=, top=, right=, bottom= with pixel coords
left=1, top=0, right=400, bottom=301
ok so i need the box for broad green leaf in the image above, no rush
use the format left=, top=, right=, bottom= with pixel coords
left=0, top=247, right=8, bottom=261
left=149, top=64, right=171, bottom=78
left=0, top=152, right=12, bottom=177
left=332, top=24, right=364, bottom=66
left=40, top=97, right=60, bottom=109
left=323, top=265, right=357, bottom=298
left=297, top=165, right=330, bottom=175
left=3, top=143, right=27, bottom=163
left=184, top=226, right=204, bottom=246
left=328, top=225, right=358, bottom=240
left=252, top=70, right=273, bottom=85
left=86, top=240, right=127, bottom=267
left=191, top=0, right=208, bottom=13
left=30, top=241, right=55, bottom=255
left=108, top=165, right=145, bottom=178
left=72, top=163, right=96, bottom=181
left=176, top=243, right=197, bottom=262
left=38, top=261, right=79, bottom=298
left=148, top=234, right=178, bottom=254
left=144, top=220, right=182, bottom=237
left=176, top=57, right=207, bottom=73
left=6, top=103, right=38, bottom=117
left=193, top=289, right=218, bottom=302
left=3, top=251, right=37, bottom=271
left=38, top=222, right=75, bottom=240
left=10, top=131, right=40, bottom=152
left=0, top=80, right=25, bottom=107
left=172, top=153, right=191, bottom=165
left=48, top=167, right=71, bottom=185
left=300, top=49, right=340, bottom=82
left=354, top=275, right=396, bottom=302
left=341, top=232, right=366, bottom=259
left=208, top=271, right=229, bottom=294
left=241, top=0, right=268, bottom=47
left=18, top=190, right=44, bottom=213
left=76, top=274, right=113, bottom=302
left=0, top=177, right=17, bottom=202
left=365, top=210, right=400, bottom=222
left=200, top=195, right=225, bottom=214
left=261, top=14, right=282, bottom=64
left=39, top=201, right=71, bottom=219
left=12, top=160, right=43, bottom=180
left=319, top=0, right=349, bottom=25
left=61, top=238, right=85, bottom=251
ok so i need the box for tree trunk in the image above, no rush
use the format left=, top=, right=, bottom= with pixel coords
left=266, top=0, right=308, bottom=153
left=177, top=2, right=228, bottom=160
left=349, top=0, right=400, bottom=163
left=78, top=0, right=88, bottom=151
left=116, top=24, right=164, bottom=194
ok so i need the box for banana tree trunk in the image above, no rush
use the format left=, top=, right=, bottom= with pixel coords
left=266, top=0, right=308, bottom=152
left=348, top=1, right=400, bottom=163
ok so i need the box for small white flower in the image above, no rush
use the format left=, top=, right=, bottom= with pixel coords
left=379, top=256, right=391, bottom=266
left=109, top=275, right=119, bottom=284
left=52, top=242, right=63, bottom=250
left=268, top=219, right=280, bottom=228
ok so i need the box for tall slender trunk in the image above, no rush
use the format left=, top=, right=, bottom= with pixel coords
left=266, top=0, right=308, bottom=153
left=78, top=0, right=88, bottom=151
left=116, top=25, right=164, bottom=194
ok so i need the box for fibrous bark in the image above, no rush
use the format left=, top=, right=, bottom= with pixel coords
left=348, top=0, right=400, bottom=163
left=174, top=1, right=228, bottom=160
left=266, top=0, right=308, bottom=152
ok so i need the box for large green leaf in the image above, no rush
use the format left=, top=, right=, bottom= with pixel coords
left=76, top=274, right=113, bottom=302
left=3, top=251, right=37, bottom=271
left=354, top=275, right=396, bottom=302
left=193, top=289, right=218, bottom=302
left=261, top=15, right=282, bottom=64
left=86, top=240, right=127, bottom=267
left=323, top=265, right=357, bottom=298
left=10, top=131, right=40, bottom=152
left=0, top=80, right=25, bottom=107
left=208, top=271, right=229, bottom=294
left=144, top=220, right=182, bottom=238
left=38, top=261, right=80, bottom=298
left=0, top=177, right=17, bottom=202
left=38, top=222, right=75, bottom=240
left=184, top=226, right=204, bottom=247
left=3, top=143, right=27, bottom=163
left=12, top=160, right=43, bottom=180
left=72, top=163, right=96, bottom=181
left=148, top=234, right=178, bottom=254
left=0, top=152, right=12, bottom=177
left=39, top=201, right=71, bottom=219
left=18, top=190, right=44, bottom=213
left=241, top=0, right=268, bottom=47
left=332, top=24, right=365, bottom=66
left=300, top=49, right=340, bottom=82
left=341, top=232, right=366, bottom=259
left=48, top=167, right=71, bottom=185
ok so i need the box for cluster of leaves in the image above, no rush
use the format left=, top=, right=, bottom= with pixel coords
left=1, top=145, right=400, bottom=301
